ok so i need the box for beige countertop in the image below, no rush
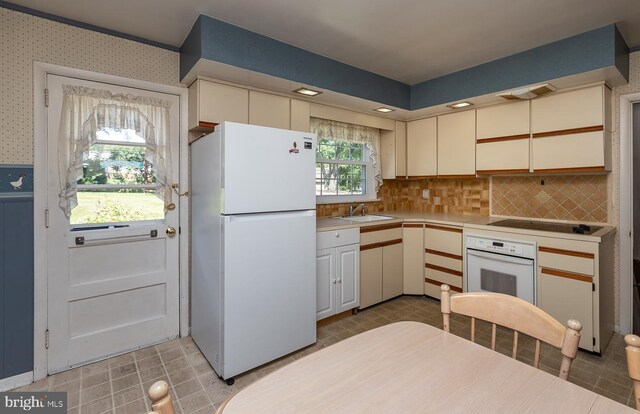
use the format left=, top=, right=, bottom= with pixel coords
left=317, top=211, right=616, bottom=242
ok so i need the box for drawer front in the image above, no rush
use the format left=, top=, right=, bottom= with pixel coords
left=425, top=252, right=462, bottom=272
left=425, top=265, right=462, bottom=288
left=424, top=225, right=462, bottom=256
left=317, top=228, right=359, bottom=249
left=538, top=246, right=594, bottom=276
left=424, top=278, right=462, bottom=299
left=360, top=225, right=403, bottom=246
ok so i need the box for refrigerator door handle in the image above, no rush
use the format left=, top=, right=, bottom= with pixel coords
left=225, top=210, right=315, bottom=222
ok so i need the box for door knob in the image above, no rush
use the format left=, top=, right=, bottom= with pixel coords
left=166, top=227, right=177, bottom=237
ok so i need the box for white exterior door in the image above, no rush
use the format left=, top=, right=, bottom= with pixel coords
left=45, top=75, right=181, bottom=373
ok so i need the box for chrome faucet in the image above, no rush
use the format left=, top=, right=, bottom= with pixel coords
left=349, top=203, right=367, bottom=216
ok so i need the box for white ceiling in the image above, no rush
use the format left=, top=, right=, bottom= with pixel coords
left=8, top=0, right=640, bottom=84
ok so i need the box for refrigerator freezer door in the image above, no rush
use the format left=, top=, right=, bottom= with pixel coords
left=221, top=210, right=317, bottom=378
left=221, top=122, right=317, bottom=214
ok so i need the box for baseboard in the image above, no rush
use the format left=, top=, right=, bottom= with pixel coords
left=0, top=371, right=33, bottom=391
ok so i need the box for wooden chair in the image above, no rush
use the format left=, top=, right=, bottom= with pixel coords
left=147, top=380, right=175, bottom=414
left=625, top=334, right=640, bottom=410
left=440, top=284, right=582, bottom=380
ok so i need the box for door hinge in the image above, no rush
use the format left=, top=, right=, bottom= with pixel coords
left=179, top=226, right=181, bottom=235
left=593, top=337, right=596, bottom=346
left=45, top=329, right=50, bottom=349
left=44, top=88, right=49, bottom=107
left=45, top=209, right=49, bottom=228
left=592, top=283, right=595, bottom=292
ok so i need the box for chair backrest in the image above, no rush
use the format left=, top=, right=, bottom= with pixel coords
left=440, top=284, right=582, bottom=380
left=625, top=334, right=640, bottom=410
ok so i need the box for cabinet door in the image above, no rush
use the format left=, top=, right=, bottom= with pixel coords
left=360, top=247, right=383, bottom=309
left=537, top=268, right=593, bottom=351
left=437, top=111, right=476, bottom=176
left=380, top=129, right=396, bottom=180
left=531, top=85, right=604, bottom=133
left=395, top=121, right=407, bottom=177
left=336, top=244, right=360, bottom=313
left=196, top=80, right=249, bottom=127
left=531, top=131, right=607, bottom=172
left=290, top=99, right=310, bottom=132
left=476, top=101, right=530, bottom=173
left=402, top=226, right=424, bottom=295
left=407, top=117, right=437, bottom=177
left=316, top=248, right=336, bottom=321
left=382, top=242, right=403, bottom=301
left=249, top=91, right=291, bottom=129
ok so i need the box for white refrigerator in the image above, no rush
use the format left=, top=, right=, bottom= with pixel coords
left=191, top=122, right=317, bottom=383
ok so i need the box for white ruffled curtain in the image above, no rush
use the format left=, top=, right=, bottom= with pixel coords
left=58, top=85, right=172, bottom=217
left=310, top=117, right=382, bottom=192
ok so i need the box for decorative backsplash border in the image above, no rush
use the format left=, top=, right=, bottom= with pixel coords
left=0, top=165, right=33, bottom=198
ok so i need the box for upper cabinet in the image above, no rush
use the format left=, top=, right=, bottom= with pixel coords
left=380, top=121, right=407, bottom=179
left=531, top=84, right=612, bottom=173
left=437, top=111, right=476, bottom=177
left=406, top=117, right=437, bottom=177
left=249, top=91, right=291, bottom=130
left=290, top=100, right=311, bottom=132
left=188, top=79, right=249, bottom=130
left=476, top=101, right=530, bottom=174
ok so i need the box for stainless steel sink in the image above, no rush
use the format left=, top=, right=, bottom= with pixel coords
left=338, top=215, right=394, bottom=222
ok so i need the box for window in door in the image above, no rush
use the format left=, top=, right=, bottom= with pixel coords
left=70, top=128, right=164, bottom=225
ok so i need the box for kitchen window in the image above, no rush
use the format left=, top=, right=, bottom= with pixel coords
left=312, top=118, right=382, bottom=203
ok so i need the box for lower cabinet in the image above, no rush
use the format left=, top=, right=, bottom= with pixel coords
left=316, top=228, right=360, bottom=321
left=423, top=223, right=463, bottom=299
left=359, top=223, right=403, bottom=309
left=402, top=223, right=424, bottom=295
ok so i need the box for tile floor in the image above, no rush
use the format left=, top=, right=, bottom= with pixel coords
left=13, top=295, right=636, bottom=413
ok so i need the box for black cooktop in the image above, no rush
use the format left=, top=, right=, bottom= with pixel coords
left=487, top=219, right=602, bottom=235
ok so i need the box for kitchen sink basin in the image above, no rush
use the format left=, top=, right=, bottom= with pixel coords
left=339, top=215, right=394, bottom=222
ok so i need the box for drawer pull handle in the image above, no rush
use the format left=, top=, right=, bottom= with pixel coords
left=336, top=233, right=340, bottom=238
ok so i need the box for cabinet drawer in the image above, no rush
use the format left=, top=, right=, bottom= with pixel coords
left=424, top=224, right=462, bottom=256
left=425, top=265, right=462, bottom=288
left=360, top=224, right=403, bottom=246
left=317, top=228, right=359, bottom=249
left=425, top=252, right=462, bottom=272
left=538, top=246, right=594, bottom=276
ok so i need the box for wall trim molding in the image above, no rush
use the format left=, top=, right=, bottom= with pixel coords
left=33, top=62, right=189, bottom=381
left=0, top=371, right=33, bottom=392
left=619, top=91, right=640, bottom=334
left=0, top=1, right=179, bottom=52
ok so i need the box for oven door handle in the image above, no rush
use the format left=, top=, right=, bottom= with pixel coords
left=466, top=249, right=534, bottom=266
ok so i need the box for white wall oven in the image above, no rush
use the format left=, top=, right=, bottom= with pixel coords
left=465, top=235, right=537, bottom=304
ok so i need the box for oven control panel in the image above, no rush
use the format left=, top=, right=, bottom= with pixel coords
left=466, top=235, right=536, bottom=259
left=474, top=239, right=521, bottom=255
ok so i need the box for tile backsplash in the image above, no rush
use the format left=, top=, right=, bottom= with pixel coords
left=491, top=175, right=608, bottom=223
left=316, top=178, right=490, bottom=217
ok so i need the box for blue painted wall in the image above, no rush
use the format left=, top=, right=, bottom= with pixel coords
left=0, top=166, right=34, bottom=380
left=181, top=19, right=630, bottom=111
left=181, top=15, right=412, bottom=109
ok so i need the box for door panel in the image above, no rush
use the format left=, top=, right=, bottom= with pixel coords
left=360, top=247, right=383, bottom=309
left=46, top=75, right=180, bottom=372
left=382, top=243, right=403, bottom=301
left=221, top=122, right=316, bottom=214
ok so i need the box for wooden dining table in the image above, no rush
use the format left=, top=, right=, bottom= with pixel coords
left=215, top=321, right=635, bottom=413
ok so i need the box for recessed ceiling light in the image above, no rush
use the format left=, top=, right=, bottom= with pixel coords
left=446, top=102, right=473, bottom=109
left=293, top=87, right=322, bottom=96
left=374, top=107, right=395, bottom=113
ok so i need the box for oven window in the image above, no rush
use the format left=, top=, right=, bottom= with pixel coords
left=480, top=269, right=518, bottom=297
